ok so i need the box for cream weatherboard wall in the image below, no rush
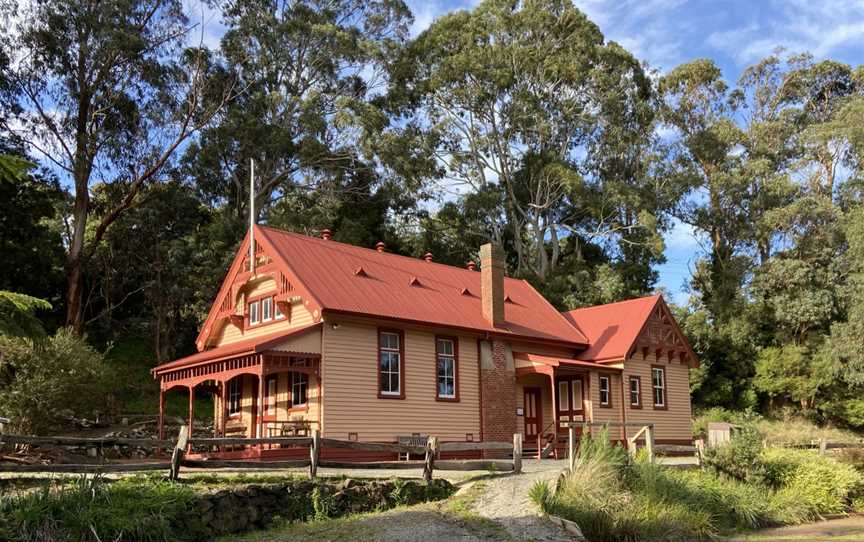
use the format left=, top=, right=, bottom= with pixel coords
left=210, top=276, right=316, bottom=348
left=621, top=353, right=693, bottom=442
left=320, top=319, right=481, bottom=442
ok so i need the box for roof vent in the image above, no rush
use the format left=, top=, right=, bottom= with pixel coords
left=460, top=287, right=473, bottom=296
left=504, top=294, right=514, bottom=303
left=466, top=261, right=476, bottom=271
left=375, top=241, right=386, bottom=253
left=321, top=229, right=332, bottom=240
left=408, top=276, right=422, bottom=287
left=354, top=266, right=368, bottom=277
left=423, top=252, right=433, bottom=263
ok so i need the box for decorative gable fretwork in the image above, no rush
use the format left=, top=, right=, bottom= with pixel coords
left=632, top=300, right=695, bottom=366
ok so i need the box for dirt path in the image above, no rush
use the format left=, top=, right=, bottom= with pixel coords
left=470, top=460, right=573, bottom=541
left=731, top=515, right=864, bottom=541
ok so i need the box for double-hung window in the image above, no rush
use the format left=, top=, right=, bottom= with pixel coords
left=249, top=300, right=260, bottom=325
left=629, top=376, right=641, bottom=408
left=652, top=366, right=666, bottom=408
left=262, top=297, right=273, bottom=322
left=291, top=372, right=308, bottom=406
left=379, top=330, right=403, bottom=397
left=436, top=337, right=457, bottom=400
left=598, top=374, right=611, bottom=407
left=274, top=300, right=285, bottom=320
left=227, top=378, right=242, bottom=416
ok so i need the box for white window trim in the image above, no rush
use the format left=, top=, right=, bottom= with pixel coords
left=436, top=338, right=456, bottom=399
left=652, top=367, right=666, bottom=407
left=379, top=331, right=401, bottom=396
left=262, top=297, right=273, bottom=322
left=227, top=379, right=242, bottom=416
left=599, top=375, right=611, bottom=406
left=630, top=377, right=641, bottom=407
left=249, top=300, right=260, bottom=325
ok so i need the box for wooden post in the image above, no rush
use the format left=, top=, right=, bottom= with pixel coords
left=309, top=430, right=320, bottom=479
left=645, top=424, right=654, bottom=462
left=157, top=389, right=165, bottom=441
left=513, top=433, right=522, bottom=473
left=423, top=436, right=438, bottom=482
left=819, top=438, right=828, bottom=456
left=169, top=425, right=189, bottom=481
left=257, top=374, right=265, bottom=440
left=536, top=433, right=542, bottom=460
left=568, top=425, right=576, bottom=472
left=187, top=387, right=194, bottom=452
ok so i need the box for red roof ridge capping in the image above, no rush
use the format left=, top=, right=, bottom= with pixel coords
left=255, top=225, right=589, bottom=346
left=153, top=322, right=321, bottom=375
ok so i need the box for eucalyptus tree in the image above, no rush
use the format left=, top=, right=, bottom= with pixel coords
left=1, top=0, right=234, bottom=333
left=184, top=0, right=412, bottom=222
left=386, top=0, right=663, bottom=281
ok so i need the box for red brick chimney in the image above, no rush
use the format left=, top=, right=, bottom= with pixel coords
left=480, top=243, right=505, bottom=327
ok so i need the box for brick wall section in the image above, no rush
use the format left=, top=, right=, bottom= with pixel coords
left=480, top=243, right=505, bottom=327
left=480, top=339, right=516, bottom=457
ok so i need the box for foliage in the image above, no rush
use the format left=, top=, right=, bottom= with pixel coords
left=0, top=475, right=197, bottom=542
left=0, top=292, right=51, bottom=340
left=0, top=329, right=112, bottom=434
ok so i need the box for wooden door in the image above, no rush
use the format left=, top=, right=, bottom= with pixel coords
left=523, top=387, right=542, bottom=442
left=555, top=375, right=585, bottom=433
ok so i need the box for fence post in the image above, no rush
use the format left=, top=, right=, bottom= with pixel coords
left=309, top=430, right=320, bottom=479
left=168, top=425, right=189, bottom=481
left=568, top=425, right=576, bottom=472
left=819, top=438, right=827, bottom=456
left=423, top=436, right=438, bottom=482
left=513, top=433, right=522, bottom=473
left=645, top=424, right=654, bottom=463
left=536, top=433, right=542, bottom=460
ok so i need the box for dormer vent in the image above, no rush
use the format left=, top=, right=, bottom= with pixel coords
left=354, top=266, right=368, bottom=277
left=409, top=276, right=422, bottom=287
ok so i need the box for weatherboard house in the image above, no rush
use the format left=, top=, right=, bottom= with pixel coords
left=152, top=225, right=697, bottom=458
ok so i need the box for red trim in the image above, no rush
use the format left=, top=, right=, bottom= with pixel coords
left=523, top=386, right=542, bottom=441
left=651, top=365, right=668, bottom=410
left=628, top=375, right=643, bottom=409
left=377, top=328, right=406, bottom=399
left=598, top=373, right=613, bottom=408
left=434, top=335, right=460, bottom=402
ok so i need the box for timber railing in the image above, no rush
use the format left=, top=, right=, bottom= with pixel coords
left=559, top=421, right=702, bottom=469
left=0, top=429, right=524, bottom=481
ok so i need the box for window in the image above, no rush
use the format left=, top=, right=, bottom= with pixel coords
left=291, top=372, right=308, bottom=406
left=227, top=378, right=242, bottom=416
left=572, top=379, right=583, bottom=409
left=599, top=374, right=611, bottom=407
left=274, top=299, right=285, bottom=320
left=249, top=300, right=260, bottom=325
left=262, top=297, right=273, bottom=322
left=629, top=376, right=641, bottom=408
left=652, top=366, right=666, bottom=409
left=378, top=330, right=403, bottom=397
left=436, top=337, right=458, bottom=400
left=558, top=381, right=570, bottom=411
left=265, top=376, right=278, bottom=415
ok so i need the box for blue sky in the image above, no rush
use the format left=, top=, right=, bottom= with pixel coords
left=188, top=0, right=864, bottom=304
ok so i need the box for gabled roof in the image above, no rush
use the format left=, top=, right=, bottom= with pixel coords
left=254, top=226, right=589, bottom=346
left=562, top=294, right=663, bottom=363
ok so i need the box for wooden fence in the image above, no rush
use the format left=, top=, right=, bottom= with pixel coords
left=0, top=429, right=524, bottom=481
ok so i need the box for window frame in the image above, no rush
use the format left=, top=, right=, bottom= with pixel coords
left=598, top=373, right=612, bottom=408
left=629, top=376, right=642, bottom=409
left=248, top=299, right=260, bottom=326
left=274, top=299, right=286, bottom=320
left=377, top=328, right=405, bottom=399
left=246, top=294, right=287, bottom=328
left=291, top=372, right=309, bottom=407
left=227, top=378, right=242, bottom=417
left=651, top=365, right=667, bottom=410
left=261, top=297, right=273, bottom=322
left=435, top=335, right=459, bottom=402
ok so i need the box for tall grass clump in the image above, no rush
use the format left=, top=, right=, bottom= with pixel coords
left=0, top=475, right=197, bottom=542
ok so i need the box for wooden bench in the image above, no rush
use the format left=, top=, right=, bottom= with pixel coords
left=397, top=435, right=428, bottom=460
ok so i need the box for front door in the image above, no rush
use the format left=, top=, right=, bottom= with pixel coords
left=555, top=375, right=585, bottom=432
left=523, top=387, right=542, bottom=443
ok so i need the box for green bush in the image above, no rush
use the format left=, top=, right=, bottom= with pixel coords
left=702, top=426, right=770, bottom=484
left=0, top=329, right=114, bottom=434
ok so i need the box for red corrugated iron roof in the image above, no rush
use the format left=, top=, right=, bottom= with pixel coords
left=256, top=226, right=589, bottom=346
left=153, top=323, right=321, bottom=375
left=562, top=294, right=661, bottom=363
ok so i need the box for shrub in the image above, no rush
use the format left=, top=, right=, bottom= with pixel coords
left=0, top=329, right=113, bottom=434
left=761, top=448, right=864, bottom=516
left=702, top=426, right=770, bottom=484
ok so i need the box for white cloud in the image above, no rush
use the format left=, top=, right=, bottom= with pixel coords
left=664, top=218, right=702, bottom=252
